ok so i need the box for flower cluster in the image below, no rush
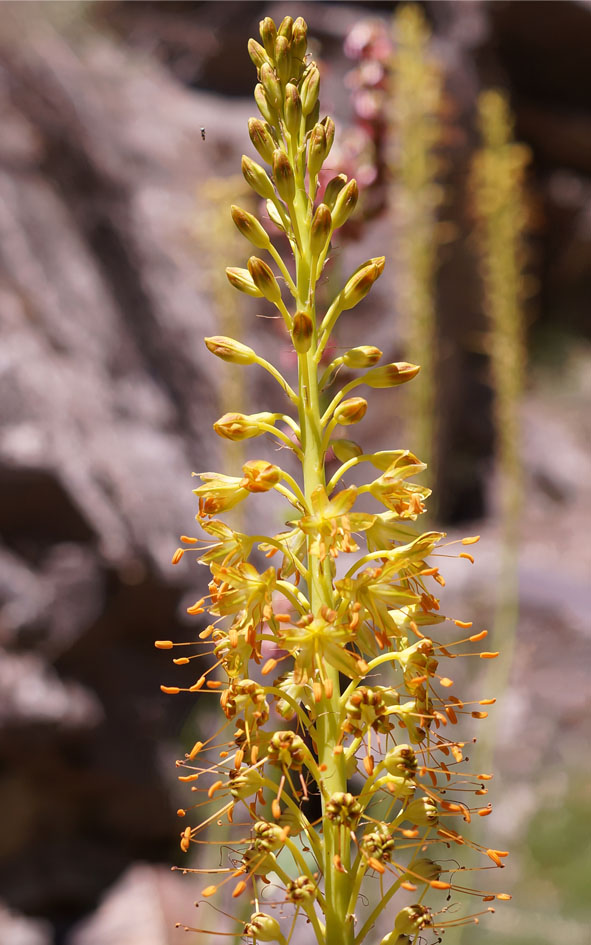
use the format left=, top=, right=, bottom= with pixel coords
left=158, top=15, right=510, bottom=945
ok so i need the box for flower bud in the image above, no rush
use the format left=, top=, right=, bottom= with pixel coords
left=247, top=256, right=282, bottom=305
left=254, top=83, right=276, bottom=125
left=277, top=15, right=293, bottom=41
left=334, top=397, right=368, bottom=426
left=275, top=35, right=291, bottom=85
left=292, top=17, right=308, bottom=64
left=231, top=205, right=271, bottom=250
left=204, top=335, right=257, bottom=365
left=247, top=119, right=276, bottom=164
left=310, top=204, right=332, bottom=259
left=305, top=99, right=320, bottom=132
left=240, top=460, right=281, bottom=493
left=244, top=912, right=282, bottom=942
left=248, top=38, right=268, bottom=72
left=363, top=362, right=420, bottom=388
left=404, top=797, right=439, bottom=827
left=341, top=258, right=385, bottom=310
left=284, top=83, right=302, bottom=136
left=226, top=267, right=264, bottom=297
left=286, top=874, right=316, bottom=903
left=383, top=744, right=417, bottom=778
left=343, top=345, right=383, bottom=368
left=331, top=439, right=363, bottom=462
left=405, top=858, right=441, bottom=884
left=259, top=17, right=277, bottom=59
left=292, top=311, right=313, bottom=352
left=300, top=65, right=320, bottom=116
left=273, top=149, right=296, bottom=203
left=260, top=62, right=282, bottom=111
left=323, top=173, right=348, bottom=209
left=322, top=116, right=335, bottom=159
left=394, top=905, right=431, bottom=935
left=213, top=411, right=276, bottom=441
left=241, top=155, right=275, bottom=201
left=308, top=122, right=327, bottom=177
left=331, top=178, right=359, bottom=228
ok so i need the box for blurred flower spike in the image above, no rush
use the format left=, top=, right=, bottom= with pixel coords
left=159, top=13, right=510, bottom=945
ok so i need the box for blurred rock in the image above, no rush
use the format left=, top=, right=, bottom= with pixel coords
left=0, top=903, right=52, bottom=945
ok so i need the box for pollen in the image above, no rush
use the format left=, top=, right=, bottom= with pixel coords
left=479, top=651, right=500, bottom=659
left=155, top=640, right=174, bottom=649
left=172, top=548, right=185, bottom=565
left=160, top=686, right=181, bottom=694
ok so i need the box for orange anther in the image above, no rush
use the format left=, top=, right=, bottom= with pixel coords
left=461, top=535, right=480, bottom=545
left=173, top=657, right=190, bottom=665
left=155, top=640, right=174, bottom=649
left=186, top=599, right=205, bottom=615
left=363, top=755, right=374, bottom=776
left=479, top=651, right=499, bottom=659
left=206, top=680, right=222, bottom=689
left=172, top=549, right=184, bottom=565
left=261, top=658, right=278, bottom=676
left=454, top=620, right=473, bottom=629
left=178, top=774, right=199, bottom=782
left=440, top=677, right=454, bottom=688
left=368, top=857, right=385, bottom=874
left=472, top=711, right=488, bottom=719
left=430, top=880, right=451, bottom=890
left=180, top=536, right=198, bottom=544
left=202, top=885, right=217, bottom=897
left=401, top=881, right=417, bottom=891
left=459, top=552, right=474, bottom=563
left=208, top=780, right=224, bottom=799
left=271, top=799, right=281, bottom=820
left=160, top=686, right=181, bottom=694
left=478, top=807, right=493, bottom=817
left=232, top=880, right=247, bottom=898
left=496, top=894, right=512, bottom=900
left=480, top=698, right=496, bottom=705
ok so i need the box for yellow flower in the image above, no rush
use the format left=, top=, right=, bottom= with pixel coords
left=297, top=485, right=375, bottom=560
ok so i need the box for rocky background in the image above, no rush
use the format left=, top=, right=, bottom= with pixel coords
left=0, top=2, right=589, bottom=944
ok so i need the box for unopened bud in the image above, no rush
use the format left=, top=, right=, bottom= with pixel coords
left=363, top=362, right=420, bottom=388
left=247, top=118, right=276, bottom=162
left=341, top=258, right=384, bottom=310
left=404, top=797, right=439, bottom=827
left=331, top=178, right=359, bottom=228
left=260, top=63, right=282, bottom=111
left=204, top=335, right=257, bottom=365
left=231, top=205, right=271, bottom=250
left=292, top=17, right=308, bottom=64
left=284, top=83, right=302, bottom=136
left=405, top=858, right=441, bottom=884
left=343, top=345, right=383, bottom=368
left=380, top=934, right=412, bottom=945
left=248, top=38, right=268, bottom=72
left=322, top=116, right=335, bottom=159
left=273, top=149, right=296, bottom=203
left=240, top=460, right=281, bottom=493
left=259, top=17, right=277, bottom=59
left=244, top=912, right=282, bottom=943
left=213, top=412, right=276, bottom=442
left=226, top=267, right=264, bottom=297
left=334, top=397, right=368, bottom=426
left=292, top=311, right=313, bottom=352
left=247, top=256, right=282, bottom=304
left=383, top=744, right=417, bottom=777
left=300, top=65, right=320, bottom=116
left=308, top=122, right=327, bottom=177
left=323, top=174, right=348, bottom=209
left=254, top=83, right=276, bottom=125
left=241, top=155, right=275, bottom=201
left=277, top=15, right=293, bottom=41
left=331, top=439, right=363, bottom=462
left=305, top=99, right=320, bottom=132
left=310, top=204, right=332, bottom=258
left=275, top=35, right=291, bottom=85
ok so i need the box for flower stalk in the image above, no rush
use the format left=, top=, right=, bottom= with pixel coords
left=160, top=15, right=510, bottom=945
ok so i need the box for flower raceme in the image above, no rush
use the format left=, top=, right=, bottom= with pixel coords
left=159, top=15, right=510, bottom=945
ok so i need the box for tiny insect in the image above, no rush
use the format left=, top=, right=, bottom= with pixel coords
left=201, top=127, right=206, bottom=141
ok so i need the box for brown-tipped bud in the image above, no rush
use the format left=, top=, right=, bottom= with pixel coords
left=204, top=335, right=257, bottom=366
left=292, top=311, right=314, bottom=352
left=241, top=155, right=275, bottom=201
left=284, top=83, right=302, bottom=136
left=260, top=63, right=282, bottom=111
left=248, top=119, right=276, bottom=165
left=247, top=256, right=282, bottom=305
left=226, top=266, right=264, bottom=297
left=254, top=83, right=276, bottom=125
left=259, top=17, right=277, bottom=59
left=277, top=15, right=293, bottom=41
left=273, top=149, right=296, bottom=203
left=322, top=116, right=335, bottom=159
left=331, top=439, right=363, bottom=462
left=363, top=362, right=421, bottom=388
left=331, top=178, right=359, bottom=228
left=310, top=204, right=332, bottom=258
left=244, top=913, right=282, bottom=943
left=300, top=65, right=320, bottom=116
left=404, top=797, right=439, bottom=827
left=292, top=17, right=308, bottom=64
left=341, top=258, right=384, bottom=310
left=231, top=204, right=271, bottom=250
left=343, top=345, right=383, bottom=368
left=248, top=39, right=268, bottom=72
left=240, top=459, right=281, bottom=493
left=394, top=905, right=431, bottom=936
left=308, top=122, right=327, bottom=177
left=213, top=411, right=276, bottom=442
left=334, top=397, right=368, bottom=426
left=275, top=35, right=291, bottom=85
left=323, top=174, right=348, bottom=209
